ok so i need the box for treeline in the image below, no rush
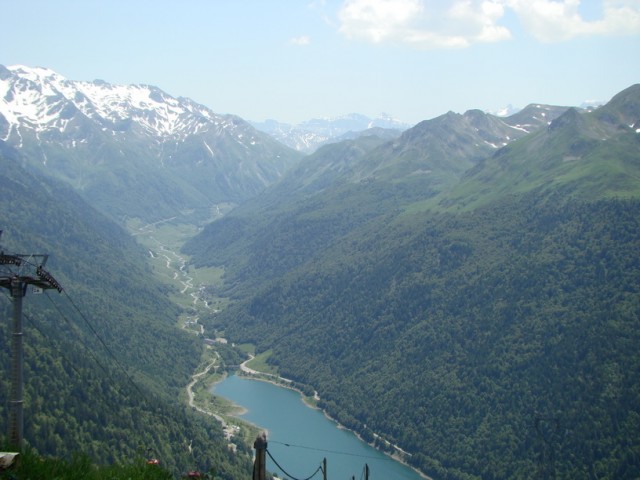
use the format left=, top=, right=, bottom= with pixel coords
left=213, top=194, right=640, bottom=479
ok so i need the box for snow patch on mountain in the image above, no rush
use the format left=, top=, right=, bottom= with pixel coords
left=0, top=64, right=256, bottom=144
left=491, top=104, right=521, bottom=117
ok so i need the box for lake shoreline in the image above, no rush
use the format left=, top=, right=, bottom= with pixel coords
left=226, top=367, right=432, bottom=480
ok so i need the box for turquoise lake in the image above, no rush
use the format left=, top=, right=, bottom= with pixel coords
left=212, top=374, right=425, bottom=480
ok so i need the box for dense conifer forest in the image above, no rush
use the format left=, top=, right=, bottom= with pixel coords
left=0, top=148, right=253, bottom=478
left=193, top=193, right=640, bottom=479
left=181, top=88, right=640, bottom=479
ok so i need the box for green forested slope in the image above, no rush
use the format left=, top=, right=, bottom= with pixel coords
left=184, top=85, right=640, bottom=479
left=182, top=121, right=492, bottom=292
left=0, top=144, right=252, bottom=478
left=214, top=195, right=640, bottom=479
left=183, top=133, right=425, bottom=295
left=183, top=97, right=575, bottom=285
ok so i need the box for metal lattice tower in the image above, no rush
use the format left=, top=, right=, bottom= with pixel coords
left=0, top=231, right=62, bottom=449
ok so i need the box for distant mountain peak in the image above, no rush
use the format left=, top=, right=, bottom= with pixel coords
left=251, top=113, right=411, bottom=153
left=492, top=104, right=520, bottom=117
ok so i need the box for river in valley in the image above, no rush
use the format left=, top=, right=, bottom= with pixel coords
left=212, top=375, right=426, bottom=480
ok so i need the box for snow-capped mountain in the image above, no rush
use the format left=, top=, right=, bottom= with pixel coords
left=1, top=65, right=249, bottom=142
left=251, top=113, right=410, bottom=153
left=0, top=65, right=301, bottom=222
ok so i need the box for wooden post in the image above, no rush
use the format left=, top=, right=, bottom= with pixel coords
left=322, top=457, right=327, bottom=480
left=252, top=432, right=267, bottom=480
left=365, top=463, right=370, bottom=480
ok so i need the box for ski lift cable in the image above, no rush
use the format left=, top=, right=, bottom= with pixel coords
left=50, top=290, right=150, bottom=404
left=266, top=448, right=323, bottom=480
left=23, top=309, right=84, bottom=379
left=42, top=290, right=123, bottom=381
left=50, top=289, right=186, bottom=451
left=271, top=439, right=391, bottom=461
left=0, top=246, right=144, bottom=403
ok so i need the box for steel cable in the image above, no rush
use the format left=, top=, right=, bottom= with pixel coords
left=266, top=448, right=323, bottom=480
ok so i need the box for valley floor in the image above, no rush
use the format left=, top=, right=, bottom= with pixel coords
left=130, top=217, right=429, bottom=480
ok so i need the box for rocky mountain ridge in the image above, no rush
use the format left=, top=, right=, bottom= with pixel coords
left=0, top=64, right=301, bottom=223
left=1, top=65, right=247, bottom=142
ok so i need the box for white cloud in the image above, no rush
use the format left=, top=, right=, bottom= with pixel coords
left=337, top=0, right=511, bottom=48
left=336, top=0, right=640, bottom=48
left=338, top=0, right=423, bottom=43
left=506, top=0, right=640, bottom=42
left=290, top=35, right=312, bottom=46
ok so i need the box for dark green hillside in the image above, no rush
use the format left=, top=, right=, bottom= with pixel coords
left=184, top=85, right=640, bottom=479
left=0, top=145, right=188, bottom=390
left=185, top=180, right=413, bottom=298
left=183, top=103, right=568, bottom=283
left=183, top=133, right=403, bottom=290
left=214, top=195, right=640, bottom=479
left=0, top=144, right=252, bottom=477
left=183, top=110, right=530, bottom=289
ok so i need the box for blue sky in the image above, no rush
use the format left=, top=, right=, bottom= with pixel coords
left=1, top=0, right=639, bottom=125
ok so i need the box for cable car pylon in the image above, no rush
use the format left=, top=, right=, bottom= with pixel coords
left=0, top=231, right=63, bottom=449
